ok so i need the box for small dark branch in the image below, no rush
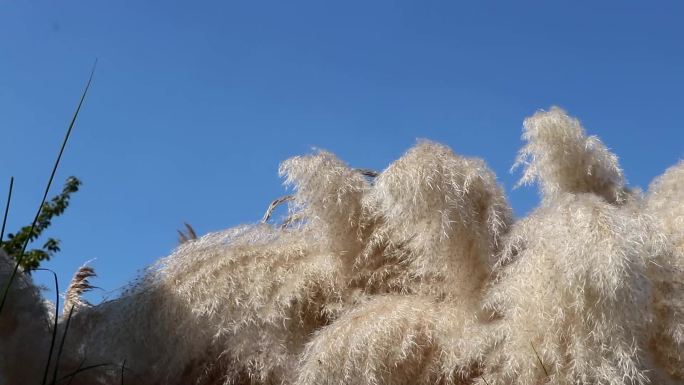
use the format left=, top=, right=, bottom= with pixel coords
left=56, top=363, right=112, bottom=384
left=355, top=168, right=379, bottom=178
left=280, top=213, right=304, bottom=229
left=530, top=342, right=549, bottom=377
left=261, top=195, right=294, bottom=223
left=264, top=168, right=375, bottom=226
left=280, top=216, right=294, bottom=229
left=177, top=223, right=198, bottom=244
left=0, top=176, right=13, bottom=244
left=184, top=223, right=197, bottom=240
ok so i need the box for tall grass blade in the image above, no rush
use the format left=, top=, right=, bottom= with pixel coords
left=0, top=176, right=13, bottom=244
left=65, top=358, right=85, bottom=385
left=0, top=60, right=96, bottom=315
left=50, top=305, right=75, bottom=385
left=35, top=268, right=60, bottom=385
left=120, top=359, right=126, bottom=385
left=56, top=363, right=112, bottom=384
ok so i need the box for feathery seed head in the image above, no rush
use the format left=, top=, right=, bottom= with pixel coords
left=514, top=107, right=629, bottom=205
left=644, top=160, right=684, bottom=380
left=483, top=193, right=659, bottom=385
left=63, top=263, right=97, bottom=314
left=280, top=150, right=370, bottom=255
left=358, top=141, right=512, bottom=301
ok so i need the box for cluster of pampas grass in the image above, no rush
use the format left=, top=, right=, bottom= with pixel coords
left=1, top=107, right=682, bottom=385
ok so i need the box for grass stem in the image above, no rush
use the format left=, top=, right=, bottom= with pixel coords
left=50, top=305, right=75, bottom=385
left=0, top=177, right=13, bottom=244
left=530, top=341, right=549, bottom=377
left=0, top=60, right=96, bottom=315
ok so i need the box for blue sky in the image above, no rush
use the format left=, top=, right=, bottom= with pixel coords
left=1, top=1, right=682, bottom=305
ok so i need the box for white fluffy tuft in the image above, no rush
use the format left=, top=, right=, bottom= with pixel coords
left=279, top=150, right=370, bottom=256
left=514, top=107, right=629, bottom=204
left=356, top=141, right=512, bottom=304
left=644, top=161, right=684, bottom=380
left=482, top=194, right=660, bottom=385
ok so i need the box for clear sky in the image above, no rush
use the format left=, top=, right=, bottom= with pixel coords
left=1, top=1, right=682, bottom=305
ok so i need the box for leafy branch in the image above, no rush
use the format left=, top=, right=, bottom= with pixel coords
left=1, top=176, right=81, bottom=272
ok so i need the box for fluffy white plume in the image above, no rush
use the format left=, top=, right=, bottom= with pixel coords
left=279, top=150, right=371, bottom=256
left=645, top=161, right=684, bottom=380
left=647, top=160, right=684, bottom=252
left=62, top=264, right=97, bottom=314
left=356, top=141, right=512, bottom=304
left=298, top=295, right=483, bottom=385
left=514, top=107, right=629, bottom=204
left=481, top=194, right=660, bottom=385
